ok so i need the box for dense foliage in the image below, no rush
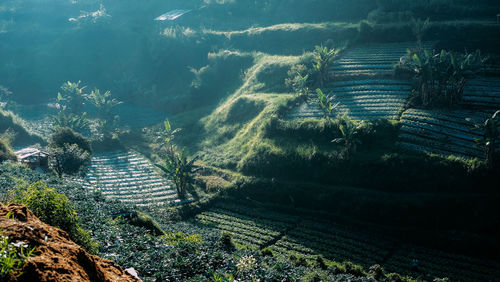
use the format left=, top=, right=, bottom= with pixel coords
left=396, top=49, right=487, bottom=108
left=48, top=128, right=92, bottom=178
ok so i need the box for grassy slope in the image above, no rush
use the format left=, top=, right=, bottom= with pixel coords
left=157, top=12, right=500, bottom=261
left=0, top=109, right=45, bottom=147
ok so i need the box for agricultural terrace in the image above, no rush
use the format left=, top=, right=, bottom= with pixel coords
left=194, top=202, right=500, bottom=281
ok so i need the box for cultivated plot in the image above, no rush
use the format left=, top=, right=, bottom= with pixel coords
left=83, top=150, right=178, bottom=207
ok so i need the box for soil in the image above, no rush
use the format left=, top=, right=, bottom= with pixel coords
left=0, top=204, right=141, bottom=282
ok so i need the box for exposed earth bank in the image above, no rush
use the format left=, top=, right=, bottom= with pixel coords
left=0, top=204, right=140, bottom=282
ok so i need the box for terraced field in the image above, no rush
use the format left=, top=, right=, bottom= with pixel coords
left=287, top=79, right=411, bottom=120
left=396, top=109, right=491, bottom=159
left=462, top=78, right=500, bottom=109
left=331, top=41, right=434, bottom=77
left=384, top=244, right=498, bottom=281
left=194, top=203, right=500, bottom=280
left=83, top=150, right=178, bottom=207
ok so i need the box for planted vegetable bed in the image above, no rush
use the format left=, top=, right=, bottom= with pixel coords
left=396, top=109, right=491, bottom=159
left=462, top=78, right=500, bottom=109
left=331, top=42, right=434, bottom=77
left=287, top=79, right=411, bottom=120
left=83, top=150, right=178, bottom=207
left=194, top=202, right=500, bottom=280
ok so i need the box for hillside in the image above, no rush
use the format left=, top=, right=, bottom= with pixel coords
left=1, top=0, right=500, bottom=280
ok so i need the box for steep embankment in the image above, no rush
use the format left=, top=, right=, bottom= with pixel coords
left=0, top=204, right=140, bottom=282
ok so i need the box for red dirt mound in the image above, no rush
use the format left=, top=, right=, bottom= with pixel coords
left=0, top=204, right=141, bottom=282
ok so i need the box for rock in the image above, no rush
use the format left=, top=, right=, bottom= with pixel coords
left=0, top=204, right=141, bottom=282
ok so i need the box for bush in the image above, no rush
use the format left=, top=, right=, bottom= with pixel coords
left=48, top=128, right=92, bottom=178
left=11, top=181, right=98, bottom=254
left=49, top=127, right=91, bottom=153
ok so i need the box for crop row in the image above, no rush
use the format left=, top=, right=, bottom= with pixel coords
left=84, top=150, right=178, bottom=207
left=397, top=109, right=490, bottom=159
left=384, top=246, right=499, bottom=281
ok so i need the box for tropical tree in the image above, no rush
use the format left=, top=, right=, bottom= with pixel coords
left=155, top=120, right=199, bottom=200
left=86, top=89, right=122, bottom=120
left=57, top=81, right=87, bottom=114
left=332, top=115, right=362, bottom=160
left=397, top=49, right=486, bottom=108
left=313, top=45, right=338, bottom=88
left=50, top=111, right=89, bottom=133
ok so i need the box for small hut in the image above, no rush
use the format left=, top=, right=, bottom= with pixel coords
left=15, top=147, right=49, bottom=172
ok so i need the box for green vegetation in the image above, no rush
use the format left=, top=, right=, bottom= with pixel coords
left=332, top=115, right=363, bottom=160
left=397, top=48, right=487, bottom=107
left=0, top=135, right=16, bottom=163
left=0, top=233, right=35, bottom=280
left=9, top=181, right=97, bottom=254
left=155, top=120, right=199, bottom=200
left=0, top=109, right=44, bottom=147
left=474, top=110, right=500, bottom=168
left=48, top=128, right=92, bottom=178
left=312, top=45, right=338, bottom=87
left=1, top=0, right=500, bottom=280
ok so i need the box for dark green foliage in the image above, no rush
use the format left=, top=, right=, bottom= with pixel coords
left=56, top=81, right=87, bottom=115
left=332, top=115, right=363, bottom=160
left=474, top=110, right=500, bottom=168
left=48, top=128, right=92, bottom=178
left=155, top=120, right=199, bottom=200
left=369, top=264, right=386, bottom=280
left=312, top=46, right=338, bottom=88
left=50, top=111, right=89, bottom=133
left=396, top=49, right=487, bottom=108
left=0, top=137, right=16, bottom=163
left=316, top=89, right=338, bottom=119
left=220, top=231, right=236, bottom=253
left=285, top=64, right=311, bottom=97
left=121, top=210, right=166, bottom=236
left=315, top=255, right=328, bottom=270
left=86, top=88, right=122, bottom=123
left=49, top=127, right=91, bottom=153
left=10, top=181, right=98, bottom=254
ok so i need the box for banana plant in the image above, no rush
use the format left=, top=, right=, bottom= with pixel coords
left=332, top=115, right=362, bottom=160
left=57, top=81, right=87, bottom=114
left=155, top=119, right=198, bottom=200
left=313, top=45, right=338, bottom=88
left=397, top=49, right=486, bottom=108
left=86, top=89, right=122, bottom=120
left=316, top=88, right=339, bottom=120
left=473, top=110, right=500, bottom=168
left=50, top=111, right=89, bottom=133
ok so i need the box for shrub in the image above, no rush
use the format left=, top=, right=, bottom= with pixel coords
left=220, top=231, right=235, bottom=252
left=48, top=128, right=92, bottom=178
left=11, top=181, right=98, bottom=254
